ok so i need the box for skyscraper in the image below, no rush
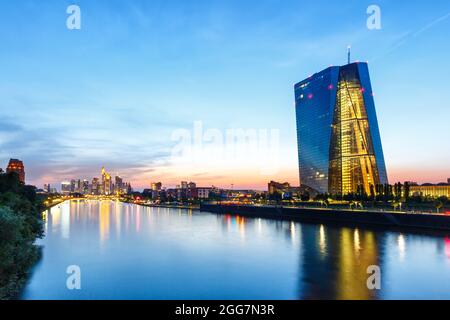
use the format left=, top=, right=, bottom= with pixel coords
left=6, top=159, right=25, bottom=184
left=101, top=166, right=112, bottom=195
left=61, top=181, right=71, bottom=194
left=92, top=177, right=99, bottom=195
left=294, top=62, right=388, bottom=195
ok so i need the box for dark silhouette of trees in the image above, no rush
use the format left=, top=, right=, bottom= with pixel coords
left=0, top=172, right=43, bottom=299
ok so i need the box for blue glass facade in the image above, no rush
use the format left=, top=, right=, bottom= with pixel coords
left=294, top=62, right=388, bottom=195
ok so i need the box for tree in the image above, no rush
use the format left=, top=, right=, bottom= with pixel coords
left=434, top=200, right=444, bottom=214
left=0, top=171, right=43, bottom=299
left=404, top=182, right=410, bottom=200
left=301, top=192, right=310, bottom=202
left=369, top=184, right=375, bottom=200
left=269, top=191, right=282, bottom=203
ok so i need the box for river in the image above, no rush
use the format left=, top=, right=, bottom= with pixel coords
left=21, top=200, right=450, bottom=299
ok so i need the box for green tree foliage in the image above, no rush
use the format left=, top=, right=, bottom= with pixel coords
left=0, top=172, right=43, bottom=300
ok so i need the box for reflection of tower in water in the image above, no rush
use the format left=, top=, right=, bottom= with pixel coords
left=299, top=224, right=383, bottom=300
left=99, top=201, right=111, bottom=243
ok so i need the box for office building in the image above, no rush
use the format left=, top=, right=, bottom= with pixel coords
left=6, top=159, right=25, bottom=184
left=294, top=61, right=388, bottom=195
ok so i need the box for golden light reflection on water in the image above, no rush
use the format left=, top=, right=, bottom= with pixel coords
left=115, top=202, right=121, bottom=238
left=337, top=228, right=378, bottom=300
left=354, top=229, right=361, bottom=254
left=319, top=225, right=326, bottom=256
left=236, top=216, right=246, bottom=240
left=99, top=201, right=110, bottom=243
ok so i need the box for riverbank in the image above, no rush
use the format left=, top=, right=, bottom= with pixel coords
left=200, top=203, right=450, bottom=232
left=121, top=199, right=199, bottom=211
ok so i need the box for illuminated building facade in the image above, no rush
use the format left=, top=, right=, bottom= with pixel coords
left=6, top=159, right=25, bottom=184
left=268, top=181, right=291, bottom=195
left=101, top=166, right=112, bottom=195
left=410, top=183, right=450, bottom=198
left=295, top=62, right=388, bottom=195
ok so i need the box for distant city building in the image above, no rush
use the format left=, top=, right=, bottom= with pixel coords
left=188, top=182, right=196, bottom=189
left=268, top=181, right=291, bottom=195
left=61, top=181, right=71, bottom=195
left=82, top=179, right=90, bottom=194
left=410, top=182, right=450, bottom=198
left=101, top=167, right=112, bottom=195
left=151, top=182, right=162, bottom=191
left=197, top=187, right=212, bottom=199
left=114, top=176, right=123, bottom=194
left=76, top=179, right=82, bottom=193
left=70, top=179, right=77, bottom=193
left=181, top=181, right=188, bottom=189
left=267, top=181, right=316, bottom=199
left=44, top=183, right=51, bottom=193
left=295, top=61, right=388, bottom=195
left=6, top=159, right=25, bottom=183
left=92, top=177, right=99, bottom=195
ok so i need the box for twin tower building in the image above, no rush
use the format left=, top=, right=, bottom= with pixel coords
left=294, top=61, right=388, bottom=196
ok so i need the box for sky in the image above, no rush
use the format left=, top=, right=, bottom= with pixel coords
left=0, top=0, right=449, bottom=190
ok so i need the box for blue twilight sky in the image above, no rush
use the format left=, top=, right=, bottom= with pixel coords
left=0, top=0, right=449, bottom=190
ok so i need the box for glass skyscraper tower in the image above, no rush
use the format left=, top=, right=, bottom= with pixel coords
left=294, top=62, right=388, bottom=195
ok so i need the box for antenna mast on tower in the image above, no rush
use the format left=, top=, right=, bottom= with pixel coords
left=347, top=45, right=351, bottom=64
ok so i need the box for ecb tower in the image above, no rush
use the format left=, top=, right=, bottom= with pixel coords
left=294, top=61, right=388, bottom=195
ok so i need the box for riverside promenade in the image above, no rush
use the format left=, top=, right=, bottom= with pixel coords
left=200, top=203, right=450, bottom=232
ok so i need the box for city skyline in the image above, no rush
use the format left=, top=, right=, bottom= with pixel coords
left=1, top=1, right=449, bottom=190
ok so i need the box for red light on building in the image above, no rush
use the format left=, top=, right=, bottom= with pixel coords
left=328, top=84, right=334, bottom=90
left=6, top=159, right=25, bottom=184
left=308, top=93, right=314, bottom=99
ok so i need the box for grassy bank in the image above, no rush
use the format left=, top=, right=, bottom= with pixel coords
left=0, top=172, right=44, bottom=300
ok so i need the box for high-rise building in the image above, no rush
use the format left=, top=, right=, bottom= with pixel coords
left=61, top=181, right=71, bottom=194
left=101, top=167, right=112, bottom=195
left=70, top=179, right=77, bottom=193
left=114, top=176, right=123, bottom=194
left=6, top=159, right=25, bottom=184
left=294, top=62, right=388, bottom=195
left=151, top=182, right=162, bottom=191
left=92, top=177, right=99, bottom=195
left=82, top=179, right=90, bottom=194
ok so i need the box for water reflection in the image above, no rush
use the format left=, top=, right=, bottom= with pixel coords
left=397, top=234, right=406, bottom=261
left=23, top=200, right=450, bottom=300
left=99, top=201, right=110, bottom=243
left=319, top=225, right=327, bottom=256
left=445, top=237, right=450, bottom=259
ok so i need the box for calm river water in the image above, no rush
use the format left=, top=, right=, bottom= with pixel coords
left=21, top=200, right=450, bottom=300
